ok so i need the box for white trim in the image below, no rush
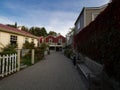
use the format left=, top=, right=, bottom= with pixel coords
left=92, top=13, right=99, bottom=21
left=85, top=4, right=108, bottom=10
left=49, top=38, right=53, bottom=44
left=84, top=8, right=86, bottom=27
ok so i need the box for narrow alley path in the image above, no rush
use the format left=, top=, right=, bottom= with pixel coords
left=0, top=51, right=87, bottom=90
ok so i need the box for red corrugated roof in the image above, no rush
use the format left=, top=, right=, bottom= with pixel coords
left=0, top=24, right=38, bottom=38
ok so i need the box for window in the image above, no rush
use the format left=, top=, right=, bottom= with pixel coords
left=77, top=21, right=80, bottom=30
left=10, top=35, right=17, bottom=45
left=78, top=22, right=80, bottom=29
left=25, top=38, right=28, bottom=42
left=32, top=39, right=34, bottom=43
left=58, top=38, right=62, bottom=45
left=49, top=38, right=52, bottom=44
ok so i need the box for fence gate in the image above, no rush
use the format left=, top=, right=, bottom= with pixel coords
left=0, top=54, right=18, bottom=77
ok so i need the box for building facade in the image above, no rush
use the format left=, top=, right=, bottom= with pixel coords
left=75, top=4, right=107, bottom=35
left=0, top=24, right=38, bottom=51
left=39, top=35, right=66, bottom=51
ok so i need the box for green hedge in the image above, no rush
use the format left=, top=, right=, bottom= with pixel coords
left=75, top=0, right=120, bottom=83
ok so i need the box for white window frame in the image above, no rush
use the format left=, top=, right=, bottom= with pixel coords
left=10, top=35, right=17, bottom=45
left=59, top=38, right=62, bottom=44
left=49, top=38, right=52, bottom=44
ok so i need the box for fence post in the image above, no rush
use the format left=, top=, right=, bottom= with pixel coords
left=17, top=49, right=20, bottom=71
left=6, top=55, right=9, bottom=75
left=2, top=55, right=5, bottom=77
left=32, top=49, right=35, bottom=64
left=0, top=55, right=2, bottom=76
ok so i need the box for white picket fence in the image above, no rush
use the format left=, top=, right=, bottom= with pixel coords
left=0, top=54, right=18, bottom=77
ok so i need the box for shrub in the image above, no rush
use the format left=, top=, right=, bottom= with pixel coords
left=22, top=41, right=35, bottom=49
left=21, top=52, right=32, bottom=66
left=64, top=49, right=73, bottom=58
left=39, top=43, right=48, bottom=51
left=0, top=44, right=17, bottom=55
left=34, top=47, right=44, bottom=62
left=75, top=0, right=120, bottom=83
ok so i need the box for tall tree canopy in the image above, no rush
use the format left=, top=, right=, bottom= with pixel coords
left=48, top=31, right=57, bottom=36
left=40, top=27, right=47, bottom=36
left=29, top=27, right=47, bottom=36
left=21, top=26, right=29, bottom=32
left=7, top=22, right=17, bottom=28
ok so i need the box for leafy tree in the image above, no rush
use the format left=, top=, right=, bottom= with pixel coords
left=7, top=22, right=17, bottom=28
left=29, top=27, right=35, bottom=35
left=29, top=27, right=47, bottom=36
left=48, top=31, right=57, bottom=36
left=15, top=22, right=17, bottom=28
left=40, top=27, right=47, bottom=36
left=21, top=26, right=29, bottom=32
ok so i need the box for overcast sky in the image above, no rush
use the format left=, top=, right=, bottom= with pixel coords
left=0, top=0, right=109, bottom=36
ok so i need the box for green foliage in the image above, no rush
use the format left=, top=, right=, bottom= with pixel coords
left=34, top=47, right=44, bottom=62
left=21, top=52, right=32, bottom=66
left=75, top=0, right=120, bottom=83
left=15, top=22, right=17, bottom=28
left=34, top=43, right=48, bottom=62
left=40, top=43, right=48, bottom=51
left=48, top=31, right=57, bottom=36
left=0, top=44, right=17, bottom=55
left=6, top=22, right=17, bottom=28
left=29, top=27, right=47, bottom=36
left=64, top=49, right=73, bottom=58
left=40, top=27, right=47, bottom=36
left=21, top=26, right=29, bottom=32
left=22, top=41, right=35, bottom=49
left=21, top=43, right=47, bottom=65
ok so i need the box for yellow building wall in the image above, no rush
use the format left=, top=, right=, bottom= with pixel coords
left=17, top=35, right=25, bottom=49
left=0, top=31, right=38, bottom=51
left=28, top=37, right=38, bottom=47
left=28, top=37, right=31, bottom=43
left=34, top=39, right=38, bottom=47
left=0, top=31, right=10, bottom=50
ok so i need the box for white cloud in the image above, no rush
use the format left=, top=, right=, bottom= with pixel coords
left=0, top=16, right=14, bottom=24
left=0, top=0, right=110, bottom=36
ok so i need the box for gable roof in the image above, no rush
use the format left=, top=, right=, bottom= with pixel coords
left=0, top=24, right=38, bottom=39
left=45, top=35, right=56, bottom=39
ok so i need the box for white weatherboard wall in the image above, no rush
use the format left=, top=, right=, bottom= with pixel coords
left=27, top=37, right=38, bottom=47
left=17, top=35, right=25, bottom=49
left=34, top=39, right=38, bottom=47
left=0, top=30, right=38, bottom=51
left=0, top=31, right=10, bottom=49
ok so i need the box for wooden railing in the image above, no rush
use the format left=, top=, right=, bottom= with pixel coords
left=0, top=54, right=18, bottom=77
